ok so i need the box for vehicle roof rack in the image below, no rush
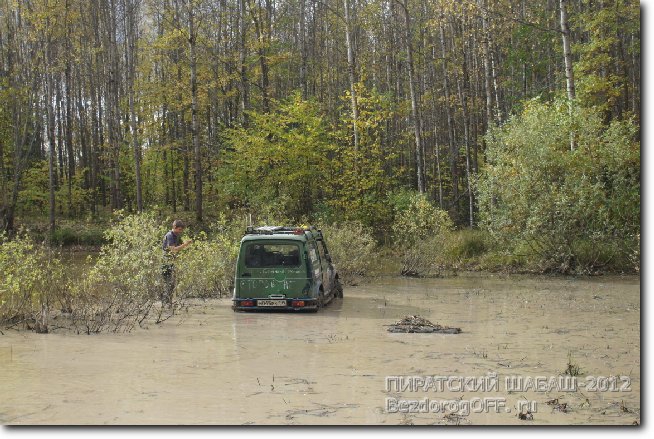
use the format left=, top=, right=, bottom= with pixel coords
left=244, top=225, right=321, bottom=236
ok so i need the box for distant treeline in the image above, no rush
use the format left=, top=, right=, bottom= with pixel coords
left=0, top=0, right=639, bottom=239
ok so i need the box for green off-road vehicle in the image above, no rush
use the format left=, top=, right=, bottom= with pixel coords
left=232, top=226, right=343, bottom=312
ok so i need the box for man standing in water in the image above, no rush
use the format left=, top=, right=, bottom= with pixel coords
left=161, top=219, right=192, bottom=306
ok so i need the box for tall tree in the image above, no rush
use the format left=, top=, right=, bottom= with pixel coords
left=399, top=0, right=425, bottom=194
left=559, top=0, right=576, bottom=102
left=126, top=0, right=144, bottom=212
left=45, top=20, right=56, bottom=233
left=559, top=0, right=576, bottom=151
left=187, top=0, right=202, bottom=221
left=238, top=0, right=249, bottom=124
left=343, top=0, right=359, bottom=151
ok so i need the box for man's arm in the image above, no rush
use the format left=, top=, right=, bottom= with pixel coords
left=168, top=240, right=192, bottom=253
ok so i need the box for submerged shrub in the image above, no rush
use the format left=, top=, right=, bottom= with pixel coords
left=175, top=227, right=239, bottom=299
left=2, top=213, right=248, bottom=334
left=399, top=235, right=446, bottom=277
left=0, top=233, right=65, bottom=332
left=320, top=222, right=377, bottom=285
left=70, top=211, right=169, bottom=333
left=92, top=211, right=166, bottom=299
left=390, top=191, right=454, bottom=276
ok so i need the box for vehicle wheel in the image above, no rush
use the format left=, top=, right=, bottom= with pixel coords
left=334, top=280, right=344, bottom=298
left=310, top=293, right=323, bottom=313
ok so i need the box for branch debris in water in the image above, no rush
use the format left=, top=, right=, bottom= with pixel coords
left=386, top=315, right=461, bottom=334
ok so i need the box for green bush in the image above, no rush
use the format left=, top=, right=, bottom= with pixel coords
left=320, top=222, right=377, bottom=285
left=569, top=238, right=633, bottom=274
left=175, top=222, right=240, bottom=299
left=2, top=213, right=249, bottom=334
left=70, top=211, right=168, bottom=333
left=51, top=227, right=77, bottom=246
left=398, top=235, right=445, bottom=277
left=0, top=233, right=65, bottom=332
left=389, top=191, right=454, bottom=276
left=50, top=225, right=107, bottom=246
left=391, top=191, right=454, bottom=246
left=221, top=95, right=334, bottom=222
left=477, top=99, right=640, bottom=274
left=477, top=250, right=528, bottom=272
left=441, top=229, right=489, bottom=262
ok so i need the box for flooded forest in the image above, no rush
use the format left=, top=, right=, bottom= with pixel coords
left=0, top=0, right=641, bottom=426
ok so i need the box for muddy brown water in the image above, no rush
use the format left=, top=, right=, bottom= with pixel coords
left=0, top=274, right=640, bottom=425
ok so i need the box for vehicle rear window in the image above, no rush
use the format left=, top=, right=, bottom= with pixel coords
left=244, top=243, right=302, bottom=268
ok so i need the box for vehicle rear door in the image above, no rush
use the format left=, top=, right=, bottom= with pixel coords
left=237, top=240, right=309, bottom=298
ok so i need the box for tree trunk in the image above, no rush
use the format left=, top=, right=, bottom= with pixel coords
left=188, top=0, right=202, bottom=222
left=559, top=0, right=576, bottom=151
left=299, top=0, right=308, bottom=100
left=65, top=0, right=75, bottom=216
left=251, top=0, right=270, bottom=112
left=127, top=0, right=143, bottom=212
left=47, top=65, right=56, bottom=234
left=40, top=17, right=57, bottom=234
left=439, top=18, right=458, bottom=215
left=456, top=43, right=474, bottom=228
left=401, top=0, right=425, bottom=194
left=238, top=0, right=249, bottom=125
left=559, top=0, right=576, bottom=102
left=479, top=0, right=494, bottom=129
left=343, top=0, right=359, bottom=151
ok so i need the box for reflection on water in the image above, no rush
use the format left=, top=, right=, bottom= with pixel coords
left=0, top=274, right=640, bottom=425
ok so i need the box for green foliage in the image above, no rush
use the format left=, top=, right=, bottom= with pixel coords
left=440, top=229, right=489, bottom=262
left=55, top=169, right=93, bottom=217
left=48, top=223, right=107, bottom=246
left=388, top=190, right=454, bottom=276
left=391, top=189, right=454, bottom=246
left=319, top=222, right=377, bottom=285
left=175, top=217, right=241, bottom=298
left=477, top=249, right=528, bottom=272
left=219, top=87, right=401, bottom=233
left=70, top=211, right=168, bottom=332
left=329, top=83, right=398, bottom=230
left=477, top=99, right=640, bottom=273
left=0, top=233, right=65, bottom=331
left=570, top=238, right=634, bottom=273
left=221, top=94, right=334, bottom=221
left=573, top=0, right=639, bottom=118
left=17, top=160, right=50, bottom=214
left=2, top=212, right=250, bottom=333
left=17, top=161, right=92, bottom=218
left=92, top=211, right=166, bottom=294
left=397, top=235, right=447, bottom=277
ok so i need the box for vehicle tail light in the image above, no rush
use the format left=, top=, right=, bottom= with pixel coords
left=293, top=228, right=304, bottom=235
left=240, top=300, right=254, bottom=306
left=291, top=300, right=305, bottom=307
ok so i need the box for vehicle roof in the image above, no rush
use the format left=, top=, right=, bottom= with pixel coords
left=240, top=234, right=312, bottom=244
left=240, top=226, right=321, bottom=244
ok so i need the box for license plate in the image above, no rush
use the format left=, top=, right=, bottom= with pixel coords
left=257, top=300, right=287, bottom=307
